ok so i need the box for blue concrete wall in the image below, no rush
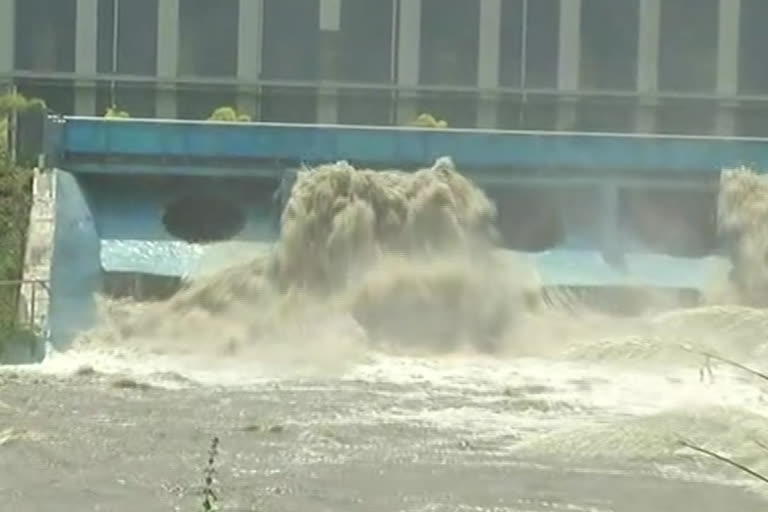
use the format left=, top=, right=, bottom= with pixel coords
left=59, top=117, right=768, bottom=175
left=88, top=176, right=276, bottom=276
left=88, top=176, right=274, bottom=240
left=48, top=171, right=280, bottom=348
left=49, top=170, right=101, bottom=350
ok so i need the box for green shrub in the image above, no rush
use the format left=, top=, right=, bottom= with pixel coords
left=0, top=92, right=41, bottom=363
left=408, top=113, right=448, bottom=128
left=0, top=92, right=45, bottom=115
left=208, top=106, right=251, bottom=122
left=104, top=106, right=130, bottom=119
left=0, top=92, right=46, bottom=157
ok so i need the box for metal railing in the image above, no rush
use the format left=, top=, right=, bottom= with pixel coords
left=0, top=278, right=49, bottom=364
left=5, top=69, right=768, bottom=105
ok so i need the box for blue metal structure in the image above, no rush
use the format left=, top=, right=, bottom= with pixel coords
left=44, top=116, right=768, bottom=348
left=58, top=117, right=768, bottom=178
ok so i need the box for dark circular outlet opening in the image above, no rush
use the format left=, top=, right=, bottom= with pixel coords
left=162, top=194, right=246, bottom=243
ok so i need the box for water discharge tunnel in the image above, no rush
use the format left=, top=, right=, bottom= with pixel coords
left=40, top=115, right=768, bottom=349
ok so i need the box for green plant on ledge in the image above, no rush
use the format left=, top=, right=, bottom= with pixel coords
left=208, top=106, right=251, bottom=123
left=104, top=105, right=130, bottom=119
left=408, top=112, right=448, bottom=128
left=1, top=93, right=46, bottom=159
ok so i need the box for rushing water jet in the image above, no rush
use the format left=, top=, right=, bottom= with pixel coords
left=74, top=157, right=530, bottom=358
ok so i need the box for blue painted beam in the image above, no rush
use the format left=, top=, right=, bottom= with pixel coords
left=55, top=116, right=768, bottom=175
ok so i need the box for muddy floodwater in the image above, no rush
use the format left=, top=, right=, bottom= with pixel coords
left=5, top=162, right=768, bottom=511
left=2, top=350, right=768, bottom=512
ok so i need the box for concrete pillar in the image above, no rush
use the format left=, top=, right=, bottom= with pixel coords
left=556, top=0, right=580, bottom=130
left=0, top=0, right=13, bottom=79
left=599, top=185, right=624, bottom=268
left=156, top=0, right=179, bottom=119
left=716, top=0, right=740, bottom=135
left=236, top=0, right=263, bottom=119
left=477, top=0, right=502, bottom=129
left=319, top=0, right=341, bottom=31
left=396, top=0, right=421, bottom=124
left=74, top=0, right=98, bottom=115
left=317, top=0, right=341, bottom=124
left=316, top=87, right=338, bottom=124
left=635, top=0, right=660, bottom=133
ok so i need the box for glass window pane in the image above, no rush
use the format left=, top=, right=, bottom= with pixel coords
left=658, top=0, right=718, bottom=92
left=15, top=0, right=76, bottom=72
left=579, top=0, right=639, bottom=91
left=419, top=0, right=479, bottom=86
left=739, top=0, right=768, bottom=95
left=338, top=0, right=394, bottom=83
left=524, top=0, right=559, bottom=89
left=179, top=0, right=238, bottom=77
left=262, top=0, right=320, bottom=81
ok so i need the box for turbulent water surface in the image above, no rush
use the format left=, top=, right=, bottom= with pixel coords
left=3, top=338, right=768, bottom=512
left=3, top=160, right=768, bottom=511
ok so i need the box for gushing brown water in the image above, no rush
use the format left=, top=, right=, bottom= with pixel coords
left=716, top=167, right=768, bottom=306
left=75, top=157, right=531, bottom=361
left=40, top=161, right=768, bottom=502
left=71, top=161, right=768, bottom=372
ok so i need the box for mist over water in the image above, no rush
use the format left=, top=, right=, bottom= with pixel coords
left=17, top=160, right=768, bottom=504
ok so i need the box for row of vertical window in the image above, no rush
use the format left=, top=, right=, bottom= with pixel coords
left=13, top=0, right=768, bottom=95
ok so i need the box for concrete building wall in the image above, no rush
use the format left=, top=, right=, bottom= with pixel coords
left=6, top=0, right=768, bottom=137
